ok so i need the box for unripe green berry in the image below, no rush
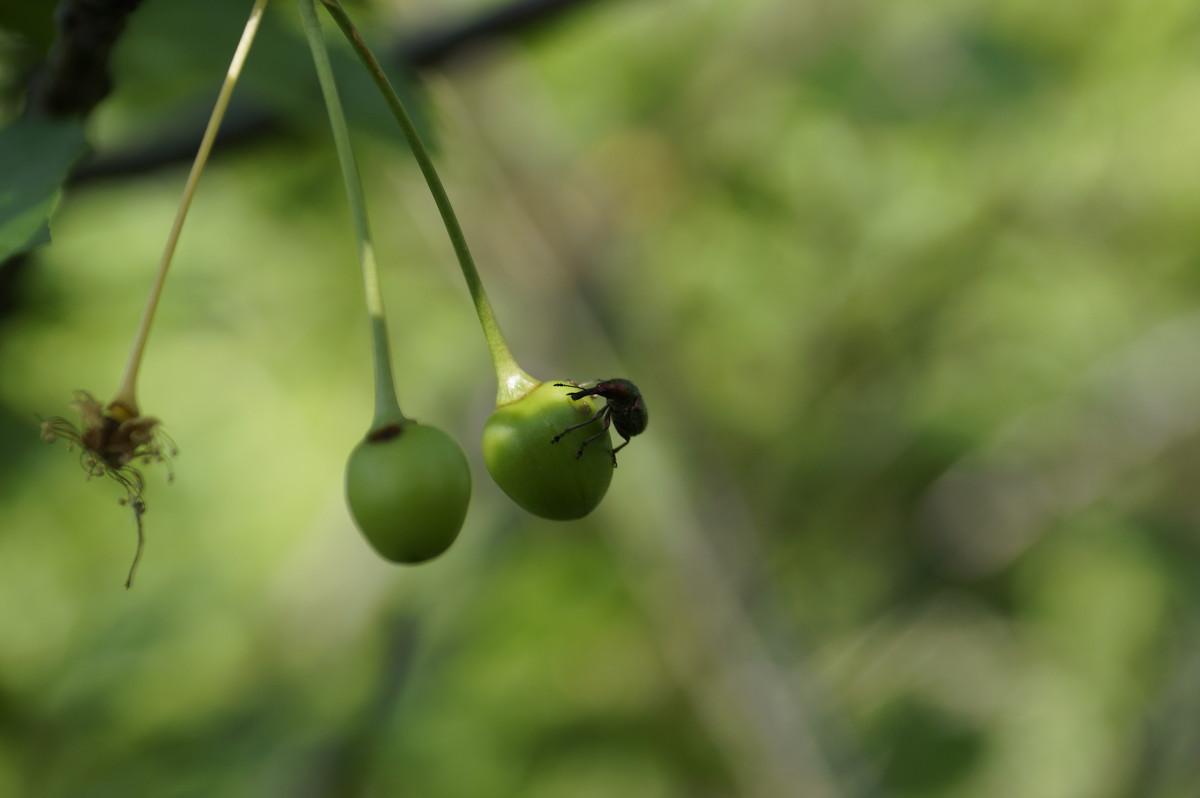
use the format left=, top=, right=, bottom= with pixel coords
left=345, top=422, right=471, bottom=564
left=482, top=381, right=613, bottom=520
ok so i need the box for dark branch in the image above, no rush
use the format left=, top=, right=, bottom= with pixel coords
left=1, top=0, right=611, bottom=321
left=69, top=0, right=608, bottom=183
left=27, top=0, right=146, bottom=118
left=399, top=0, right=606, bottom=68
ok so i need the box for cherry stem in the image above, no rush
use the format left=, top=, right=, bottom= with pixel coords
left=318, top=0, right=538, bottom=406
left=111, top=0, right=270, bottom=418
left=299, top=0, right=406, bottom=430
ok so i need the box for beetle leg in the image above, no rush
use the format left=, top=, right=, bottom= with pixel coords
left=574, top=412, right=613, bottom=459
left=552, top=405, right=609, bottom=444
left=609, top=435, right=631, bottom=467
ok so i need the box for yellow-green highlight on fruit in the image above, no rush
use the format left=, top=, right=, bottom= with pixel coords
left=482, top=381, right=614, bottom=520
left=345, top=422, right=471, bottom=564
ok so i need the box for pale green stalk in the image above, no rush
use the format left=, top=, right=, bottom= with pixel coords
left=299, top=0, right=406, bottom=430
left=318, top=0, right=537, bottom=406
left=113, top=0, right=270, bottom=417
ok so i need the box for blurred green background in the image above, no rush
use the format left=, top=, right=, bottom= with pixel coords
left=4, top=0, right=1200, bottom=796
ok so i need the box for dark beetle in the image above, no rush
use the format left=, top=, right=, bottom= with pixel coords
left=552, top=379, right=647, bottom=466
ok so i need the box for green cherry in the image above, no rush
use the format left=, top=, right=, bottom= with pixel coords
left=482, top=381, right=614, bottom=520
left=345, top=422, right=471, bottom=563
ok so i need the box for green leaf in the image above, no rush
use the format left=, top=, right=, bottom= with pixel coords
left=0, top=116, right=89, bottom=261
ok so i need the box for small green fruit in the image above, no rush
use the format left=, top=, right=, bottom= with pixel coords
left=482, top=381, right=613, bottom=520
left=345, top=422, right=471, bottom=563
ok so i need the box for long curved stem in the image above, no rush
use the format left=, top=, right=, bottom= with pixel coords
left=299, top=0, right=406, bottom=430
left=319, top=0, right=537, bottom=406
left=111, top=0, right=270, bottom=417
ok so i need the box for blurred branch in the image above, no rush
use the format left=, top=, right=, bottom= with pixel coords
left=26, top=0, right=146, bottom=118
left=1, top=0, right=611, bottom=323
left=70, top=0, right=609, bottom=184
left=434, top=78, right=873, bottom=798
left=397, top=0, right=605, bottom=68
left=920, top=313, right=1200, bottom=577
left=2, top=0, right=143, bottom=330
left=295, top=611, right=422, bottom=798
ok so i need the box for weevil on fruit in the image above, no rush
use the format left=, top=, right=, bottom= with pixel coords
left=551, top=379, right=648, bottom=466
left=483, top=382, right=613, bottom=519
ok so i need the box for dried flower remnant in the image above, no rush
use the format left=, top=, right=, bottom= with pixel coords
left=31, top=1, right=265, bottom=588
left=40, top=391, right=177, bottom=588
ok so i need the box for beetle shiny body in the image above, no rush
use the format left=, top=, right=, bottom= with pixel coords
left=551, top=379, right=647, bottom=466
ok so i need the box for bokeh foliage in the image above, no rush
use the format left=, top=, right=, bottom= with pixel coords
left=3, top=0, right=1200, bottom=796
